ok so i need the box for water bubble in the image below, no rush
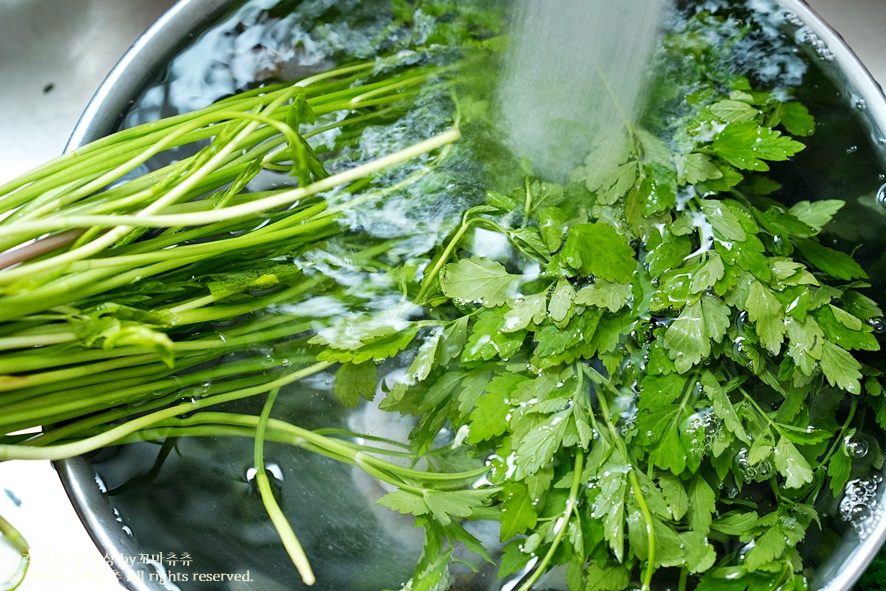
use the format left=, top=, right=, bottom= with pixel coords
left=850, top=504, right=873, bottom=522
left=877, top=183, right=886, bottom=210
left=845, top=435, right=870, bottom=458
left=246, top=463, right=285, bottom=496
left=869, top=318, right=886, bottom=334
left=772, top=234, right=789, bottom=255
left=855, top=98, right=867, bottom=111
left=846, top=145, right=858, bottom=155
left=736, top=448, right=752, bottom=481
left=756, top=460, right=772, bottom=479
left=733, top=336, right=747, bottom=358
left=840, top=477, right=883, bottom=538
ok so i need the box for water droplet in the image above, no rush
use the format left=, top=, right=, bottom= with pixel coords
left=855, top=98, right=867, bottom=111
left=868, top=318, right=886, bottom=334
left=846, top=145, right=858, bottom=155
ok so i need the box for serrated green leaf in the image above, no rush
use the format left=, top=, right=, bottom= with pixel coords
left=514, top=411, right=570, bottom=479
left=503, top=291, right=548, bottom=333
left=701, top=200, right=747, bottom=242
left=702, top=371, right=749, bottom=443
left=777, top=101, right=816, bottom=137
left=788, top=200, right=843, bottom=233
left=746, top=280, right=785, bottom=355
left=658, top=472, right=690, bottom=521
left=820, top=340, right=862, bottom=394
left=690, top=254, right=726, bottom=294
left=828, top=443, right=852, bottom=497
left=596, top=463, right=628, bottom=562
left=562, top=223, right=637, bottom=282
left=663, top=296, right=729, bottom=372
left=796, top=238, right=867, bottom=281
left=334, top=361, right=377, bottom=407
left=645, top=230, right=693, bottom=277
left=378, top=489, right=495, bottom=528
left=592, top=162, right=638, bottom=205
left=549, top=278, right=575, bottom=323
left=711, top=511, right=759, bottom=536
left=813, top=305, right=879, bottom=351
left=467, top=373, right=527, bottom=444
left=463, top=308, right=526, bottom=362
left=677, top=152, right=724, bottom=185
left=575, top=280, right=632, bottom=312
left=585, top=562, right=632, bottom=591
left=537, top=207, right=569, bottom=253
left=317, top=324, right=419, bottom=364
left=688, top=476, right=716, bottom=536
left=499, top=482, right=538, bottom=541
left=681, top=531, right=717, bottom=573
left=441, top=258, right=524, bottom=307
left=774, top=436, right=814, bottom=488
left=710, top=100, right=759, bottom=122
left=438, top=316, right=469, bottom=365
left=712, top=121, right=805, bottom=171
left=745, top=524, right=786, bottom=572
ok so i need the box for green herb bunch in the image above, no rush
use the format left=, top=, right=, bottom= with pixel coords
left=0, top=3, right=883, bottom=591
left=312, top=9, right=886, bottom=591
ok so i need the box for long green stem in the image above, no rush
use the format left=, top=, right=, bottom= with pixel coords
left=517, top=450, right=584, bottom=591
left=0, top=361, right=332, bottom=460
left=253, top=388, right=316, bottom=586
left=2, top=129, right=459, bottom=237
left=587, top=366, right=657, bottom=591
left=0, top=514, right=28, bottom=591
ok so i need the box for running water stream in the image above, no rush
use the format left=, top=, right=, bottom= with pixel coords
left=497, top=0, right=669, bottom=179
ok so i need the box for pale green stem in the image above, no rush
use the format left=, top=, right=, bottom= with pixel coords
left=253, top=387, right=316, bottom=586
left=0, top=361, right=332, bottom=460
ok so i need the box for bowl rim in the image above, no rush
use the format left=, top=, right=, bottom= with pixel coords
left=55, top=1, right=886, bottom=590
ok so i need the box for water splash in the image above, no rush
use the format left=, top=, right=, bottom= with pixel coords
left=497, top=0, right=669, bottom=180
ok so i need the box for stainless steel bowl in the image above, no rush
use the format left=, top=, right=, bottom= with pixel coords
left=56, top=1, right=886, bottom=589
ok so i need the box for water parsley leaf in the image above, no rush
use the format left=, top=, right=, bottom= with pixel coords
left=795, top=238, right=868, bottom=281
left=467, top=373, right=527, bottom=444
left=463, top=308, right=526, bottom=363
left=712, top=121, right=805, bottom=171
left=774, top=436, right=814, bottom=488
left=575, top=280, right=632, bottom=312
left=746, top=280, right=785, bottom=355
left=561, top=223, right=637, bottom=282
left=334, top=361, right=378, bottom=407
left=499, top=482, right=538, bottom=541
left=441, top=257, right=524, bottom=307
left=820, top=340, right=863, bottom=394
left=788, top=200, right=844, bottom=233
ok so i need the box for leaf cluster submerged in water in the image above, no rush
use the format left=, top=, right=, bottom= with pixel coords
left=319, top=6, right=885, bottom=591
left=0, top=2, right=884, bottom=591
